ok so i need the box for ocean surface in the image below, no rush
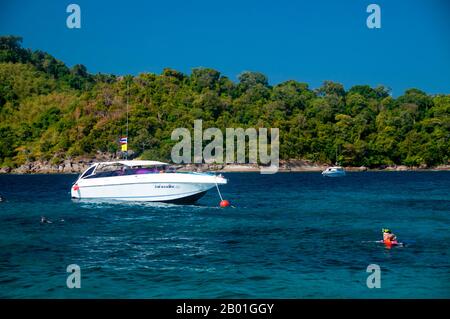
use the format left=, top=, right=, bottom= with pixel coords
left=0, top=172, right=449, bottom=298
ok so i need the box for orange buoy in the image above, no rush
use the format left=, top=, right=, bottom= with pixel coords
left=219, top=200, right=230, bottom=208
left=73, top=184, right=79, bottom=191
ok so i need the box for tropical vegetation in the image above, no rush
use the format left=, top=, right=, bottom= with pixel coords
left=0, top=36, right=449, bottom=168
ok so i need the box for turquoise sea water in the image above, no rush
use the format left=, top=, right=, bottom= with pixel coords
left=0, top=172, right=449, bottom=298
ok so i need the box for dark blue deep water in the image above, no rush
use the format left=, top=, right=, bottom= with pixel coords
left=0, top=172, right=449, bottom=298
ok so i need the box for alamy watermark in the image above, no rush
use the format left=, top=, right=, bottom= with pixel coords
left=366, top=264, right=381, bottom=288
left=66, top=264, right=81, bottom=288
left=366, top=4, right=381, bottom=29
left=66, top=4, right=81, bottom=29
left=171, top=120, right=279, bottom=174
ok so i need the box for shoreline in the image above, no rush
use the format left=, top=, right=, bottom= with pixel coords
left=0, top=159, right=448, bottom=174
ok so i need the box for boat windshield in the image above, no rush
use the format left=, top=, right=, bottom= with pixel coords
left=83, top=163, right=176, bottom=179
left=79, top=165, right=96, bottom=179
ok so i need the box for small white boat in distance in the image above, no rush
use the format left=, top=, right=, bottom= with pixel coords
left=322, top=166, right=346, bottom=177
left=71, top=160, right=227, bottom=203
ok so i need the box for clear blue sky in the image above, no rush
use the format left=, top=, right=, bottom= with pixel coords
left=1, top=0, right=449, bottom=95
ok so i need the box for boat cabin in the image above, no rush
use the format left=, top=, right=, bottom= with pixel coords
left=79, top=161, right=174, bottom=179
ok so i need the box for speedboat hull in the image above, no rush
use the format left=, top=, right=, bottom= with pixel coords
left=321, top=171, right=346, bottom=177
left=71, top=172, right=226, bottom=203
left=321, top=166, right=346, bottom=177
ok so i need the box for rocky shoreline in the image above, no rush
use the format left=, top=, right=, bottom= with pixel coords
left=0, top=159, right=449, bottom=174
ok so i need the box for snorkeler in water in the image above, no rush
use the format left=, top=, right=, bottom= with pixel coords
left=40, top=216, right=65, bottom=224
left=40, top=216, right=53, bottom=224
left=382, top=228, right=397, bottom=243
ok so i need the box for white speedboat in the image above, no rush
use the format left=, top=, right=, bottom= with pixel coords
left=321, top=166, right=346, bottom=177
left=71, top=160, right=227, bottom=203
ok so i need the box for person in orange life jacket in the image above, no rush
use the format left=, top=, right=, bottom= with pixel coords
left=382, top=228, right=397, bottom=242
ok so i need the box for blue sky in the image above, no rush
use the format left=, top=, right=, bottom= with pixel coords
left=1, top=0, right=449, bottom=95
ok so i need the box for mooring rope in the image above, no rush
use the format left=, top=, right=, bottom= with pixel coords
left=215, top=180, right=224, bottom=201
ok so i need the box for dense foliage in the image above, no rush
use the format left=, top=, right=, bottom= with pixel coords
left=0, top=36, right=449, bottom=168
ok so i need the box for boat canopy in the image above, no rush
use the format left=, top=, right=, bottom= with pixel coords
left=96, top=160, right=169, bottom=167
left=77, top=160, right=171, bottom=180
left=325, top=167, right=343, bottom=171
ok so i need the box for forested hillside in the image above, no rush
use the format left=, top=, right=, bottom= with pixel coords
left=0, top=36, right=449, bottom=169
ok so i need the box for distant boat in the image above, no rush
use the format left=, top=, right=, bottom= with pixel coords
left=323, top=145, right=346, bottom=177
left=322, top=166, right=346, bottom=177
left=71, top=160, right=227, bottom=203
